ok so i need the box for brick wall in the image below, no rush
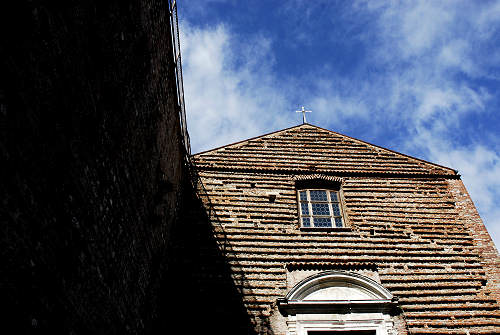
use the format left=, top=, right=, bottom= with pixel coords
left=449, top=179, right=500, bottom=304
left=0, top=1, right=187, bottom=333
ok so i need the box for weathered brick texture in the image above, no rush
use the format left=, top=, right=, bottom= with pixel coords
left=193, top=124, right=500, bottom=335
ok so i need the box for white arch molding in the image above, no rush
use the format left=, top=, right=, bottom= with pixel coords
left=277, top=271, right=399, bottom=335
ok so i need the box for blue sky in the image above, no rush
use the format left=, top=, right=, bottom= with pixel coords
left=178, top=0, right=500, bottom=248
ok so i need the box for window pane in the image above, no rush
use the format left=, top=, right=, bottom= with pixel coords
left=300, top=202, right=309, bottom=215
left=298, top=189, right=345, bottom=229
left=314, top=217, right=332, bottom=227
left=309, top=190, right=327, bottom=201
left=299, top=191, right=308, bottom=201
left=311, top=203, right=330, bottom=216
left=332, top=203, right=341, bottom=216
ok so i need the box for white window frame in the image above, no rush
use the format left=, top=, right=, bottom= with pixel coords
left=294, top=317, right=388, bottom=335
left=297, top=189, right=345, bottom=228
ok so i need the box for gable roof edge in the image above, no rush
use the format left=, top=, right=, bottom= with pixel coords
left=306, top=124, right=457, bottom=175
left=192, top=123, right=458, bottom=175
left=192, top=124, right=305, bottom=156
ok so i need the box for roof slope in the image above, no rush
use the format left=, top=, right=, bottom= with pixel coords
left=193, top=124, right=456, bottom=176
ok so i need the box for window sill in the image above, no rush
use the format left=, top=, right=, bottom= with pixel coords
left=299, top=227, right=352, bottom=232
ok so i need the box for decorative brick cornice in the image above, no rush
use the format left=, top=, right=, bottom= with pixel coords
left=286, top=262, right=378, bottom=271
left=292, top=174, right=344, bottom=183
left=193, top=165, right=461, bottom=180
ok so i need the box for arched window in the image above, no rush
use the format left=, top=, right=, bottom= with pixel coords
left=278, top=271, right=398, bottom=335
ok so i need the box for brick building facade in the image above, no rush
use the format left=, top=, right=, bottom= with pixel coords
left=191, top=124, right=500, bottom=334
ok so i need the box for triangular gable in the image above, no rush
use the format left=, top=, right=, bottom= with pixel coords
left=192, top=124, right=456, bottom=176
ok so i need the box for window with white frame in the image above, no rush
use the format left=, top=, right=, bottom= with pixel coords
left=298, top=189, right=344, bottom=228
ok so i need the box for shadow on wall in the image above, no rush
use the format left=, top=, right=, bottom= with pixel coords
left=0, top=1, right=185, bottom=333
left=157, top=174, right=261, bottom=335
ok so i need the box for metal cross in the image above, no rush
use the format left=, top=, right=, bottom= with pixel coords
left=296, top=106, right=312, bottom=124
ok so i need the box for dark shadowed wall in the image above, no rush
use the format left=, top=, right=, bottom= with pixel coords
left=0, top=1, right=187, bottom=333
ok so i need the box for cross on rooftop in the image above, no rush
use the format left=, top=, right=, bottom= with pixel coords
left=296, top=106, right=312, bottom=124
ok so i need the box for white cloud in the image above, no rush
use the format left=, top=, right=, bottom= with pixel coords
left=400, top=2, right=453, bottom=56
left=181, top=23, right=291, bottom=153
left=437, top=39, right=476, bottom=75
